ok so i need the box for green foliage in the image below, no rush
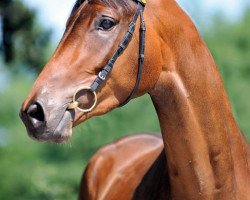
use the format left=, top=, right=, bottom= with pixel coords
left=0, top=4, right=249, bottom=200
left=0, top=0, right=53, bottom=72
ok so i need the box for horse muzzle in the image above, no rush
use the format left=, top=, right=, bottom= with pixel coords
left=20, top=100, right=74, bottom=143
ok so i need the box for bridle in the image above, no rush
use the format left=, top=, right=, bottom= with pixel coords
left=68, top=0, right=146, bottom=112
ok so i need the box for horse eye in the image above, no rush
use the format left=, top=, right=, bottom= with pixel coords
left=99, top=19, right=116, bottom=31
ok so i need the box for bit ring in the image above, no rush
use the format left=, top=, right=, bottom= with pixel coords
left=67, top=86, right=97, bottom=113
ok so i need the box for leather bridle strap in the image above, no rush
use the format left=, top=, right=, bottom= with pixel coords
left=120, top=10, right=146, bottom=106
left=67, top=0, right=146, bottom=112
left=90, top=0, right=146, bottom=106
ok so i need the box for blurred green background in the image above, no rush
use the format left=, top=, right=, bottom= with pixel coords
left=0, top=0, right=250, bottom=199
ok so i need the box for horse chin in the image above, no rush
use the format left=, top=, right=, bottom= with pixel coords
left=27, top=110, right=73, bottom=144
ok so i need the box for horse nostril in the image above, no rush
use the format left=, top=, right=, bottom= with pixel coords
left=27, top=103, right=45, bottom=122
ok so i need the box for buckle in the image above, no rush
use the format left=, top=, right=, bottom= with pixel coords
left=98, top=72, right=106, bottom=81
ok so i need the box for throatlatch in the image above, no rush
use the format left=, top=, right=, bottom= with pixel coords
left=68, top=0, right=146, bottom=112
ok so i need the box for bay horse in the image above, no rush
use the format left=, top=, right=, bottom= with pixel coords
left=79, top=133, right=166, bottom=200
left=20, top=0, right=250, bottom=199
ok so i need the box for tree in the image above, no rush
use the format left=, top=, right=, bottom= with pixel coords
left=0, top=0, right=52, bottom=72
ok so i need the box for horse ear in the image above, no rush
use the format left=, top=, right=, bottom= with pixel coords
left=70, top=0, right=85, bottom=16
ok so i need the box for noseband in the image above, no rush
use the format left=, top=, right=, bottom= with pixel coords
left=68, top=0, right=146, bottom=112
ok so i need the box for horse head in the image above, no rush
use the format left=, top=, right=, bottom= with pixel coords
left=20, top=0, right=161, bottom=143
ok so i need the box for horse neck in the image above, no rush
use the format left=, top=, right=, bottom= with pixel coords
left=147, top=1, right=250, bottom=199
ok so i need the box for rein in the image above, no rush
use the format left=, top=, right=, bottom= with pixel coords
left=68, top=0, right=146, bottom=112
